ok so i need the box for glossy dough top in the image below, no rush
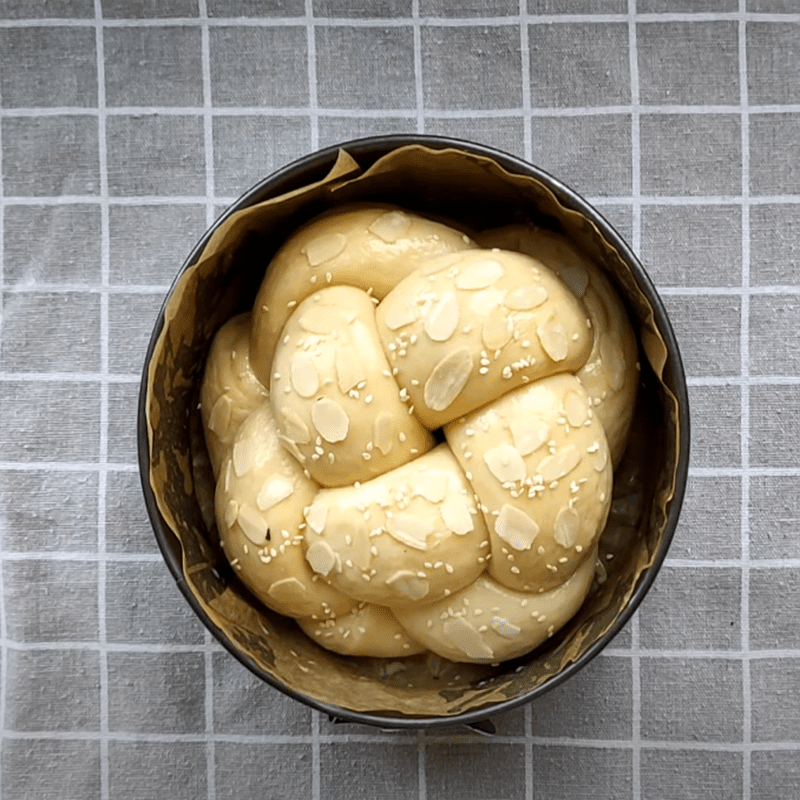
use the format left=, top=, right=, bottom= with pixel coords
left=200, top=204, right=640, bottom=663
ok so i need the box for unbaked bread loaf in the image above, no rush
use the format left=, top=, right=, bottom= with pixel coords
left=201, top=205, right=639, bottom=663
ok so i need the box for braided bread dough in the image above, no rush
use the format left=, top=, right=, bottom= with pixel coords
left=201, top=206, right=639, bottom=663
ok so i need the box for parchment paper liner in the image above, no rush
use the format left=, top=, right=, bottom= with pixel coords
left=143, top=143, right=685, bottom=722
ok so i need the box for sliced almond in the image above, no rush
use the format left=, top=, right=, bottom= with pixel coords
left=306, top=540, right=338, bottom=576
left=442, top=617, right=494, bottom=659
left=538, top=445, right=581, bottom=483
left=311, top=397, right=350, bottom=443
left=495, top=503, right=539, bottom=551
left=207, top=393, right=233, bottom=435
left=386, top=570, right=430, bottom=601
left=290, top=353, right=319, bottom=398
left=537, top=315, right=569, bottom=362
left=455, top=258, right=504, bottom=290
left=386, top=513, right=432, bottom=551
left=383, top=297, right=418, bottom=331
left=232, top=437, right=260, bottom=477
left=302, top=232, right=347, bottom=266
left=237, top=503, right=268, bottom=544
left=267, top=576, right=308, bottom=604
left=554, top=506, right=580, bottom=548
left=440, top=495, right=474, bottom=536
left=368, top=210, right=412, bottom=243
left=491, top=616, right=521, bottom=638
left=594, top=444, right=609, bottom=473
left=503, top=284, right=549, bottom=310
left=304, top=502, right=328, bottom=534
left=483, top=444, right=527, bottom=484
left=348, top=527, right=373, bottom=571
left=373, top=412, right=395, bottom=456
left=424, top=347, right=473, bottom=411
left=224, top=499, right=239, bottom=528
left=564, top=391, right=588, bottom=428
left=336, top=345, right=366, bottom=393
left=257, top=475, right=294, bottom=511
left=469, top=287, right=506, bottom=316
left=481, top=308, right=513, bottom=351
left=416, top=473, right=448, bottom=504
left=510, top=418, right=550, bottom=457
left=424, top=292, right=460, bottom=342
left=280, top=406, right=311, bottom=445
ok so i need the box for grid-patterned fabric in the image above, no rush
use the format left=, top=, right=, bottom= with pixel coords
left=1, top=1, right=799, bottom=798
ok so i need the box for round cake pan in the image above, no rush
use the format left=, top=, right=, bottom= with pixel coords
left=138, top=135, right=690, bottom=729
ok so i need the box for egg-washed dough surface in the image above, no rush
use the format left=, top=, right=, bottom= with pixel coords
left=477, top=225, right=640, bottom=467
left=200, top=203, right=638, bottom=664
left=249, top=202, right=475, bottom=387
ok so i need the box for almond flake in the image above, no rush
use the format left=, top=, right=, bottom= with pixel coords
left=455, top=258, right=504, bottom=290
left=267, top=577, right=308, bottom=604
left=306, top=540, right=338, bottom=576
left=291, top=353, right=319, bottom=398
left=503, top=284, right=549, bottom=310
left=424, top=347, right=473, bottom=411
left=368, top=210, right=412, bottom=243
left=468, top=287, right=506, bottom=317
left=207, top=393, right=232, bottom=434
left=417, top=473, right=448, bottom=504
left=594, top=444, right=609, bottom=473
left=491, top=616, right=521, bottom=638
left=538, top=315, right=569, bottom=362
left=224, top=499, right=239, bottom=528
left=386, top=570, right=430, bottom=601
left=495, top=503, right=539, bottom=551
left=383, top=297, right=418, bottom=331
left=538, top=445, right=581, bottom=483
left=510, top=418, right=550, bottom=457
left=482, top=308, right=513, bottom=351
left=483, top=444, right=527, bottom=484
left=302, top=232, right=347, bottom=266
left=237, top=503, right=268, bottom=544
left=600, top=332, right=627, bottom=391
left=442, top=617, right=494, bottom=659
left=298, top=305, right=349, bottom=334
left=441, top=495, right=474, bottom=535
left=257, top=475, right=294, bottom=511
left=232, top=437, right=260, bottom=477
left=348, top=528, right=373, bottom=571
left=304, top=502, right=328, bottom=534
left=564, top=391, right=588, bottom=428
left=373, top=412, right=395, bottom=456
left=386, top=514, right=432, bottom=551
left=311, top=397, right=350, bottom=442
left=336, top=346, right=366, bottom=393
left=424, top=292, right=460, bottom=342
left=554, top=506, right=581, bottom=548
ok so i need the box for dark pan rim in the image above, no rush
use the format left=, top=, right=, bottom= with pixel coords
left=137, top=134, right=690, bottom=730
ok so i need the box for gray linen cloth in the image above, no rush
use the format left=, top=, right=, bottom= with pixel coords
left=1, top=2, right=798, bottom=798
